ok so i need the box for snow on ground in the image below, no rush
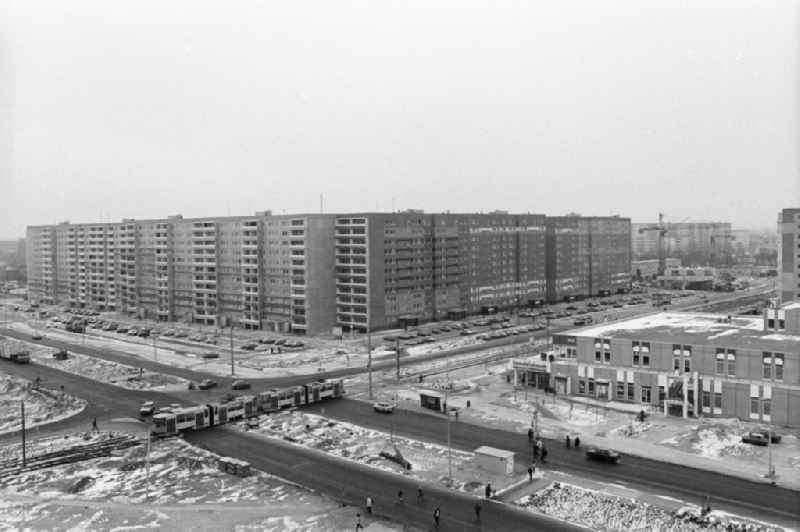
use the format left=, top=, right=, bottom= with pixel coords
left=517, top=481, right=786, bottom=532
left=0, top=371, right=86, bottom=435
left=0, top=434, right=410, bottom=532
left=237, top=410, right=524, bottom=494
left=5, top=338, right=189, bottom=391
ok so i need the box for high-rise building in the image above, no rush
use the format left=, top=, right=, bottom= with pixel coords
left=778, top=208, right=800, bottom=303
left=27, top=211, right=630, bottom=333
left=545, top=216, right=631, bottom=302
left=631, top=221, right=732, bottom=266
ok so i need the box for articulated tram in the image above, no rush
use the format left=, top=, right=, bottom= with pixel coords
left=152, top=378, right=345, bottom=436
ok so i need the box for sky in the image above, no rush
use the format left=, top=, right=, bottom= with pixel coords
left=1, top=0, right=798, bottom=238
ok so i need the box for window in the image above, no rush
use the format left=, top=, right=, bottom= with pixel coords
left=673, top=356, right=681, bottom=371
left=778, top=319, right=785, bottom=330
left=641, top=386, right=651, bottom=404
left=684, top=359, right=691, bottom=373
left=578, top=380, right=586, bottom=394
left=716, top=349, right=725, bottom=374
left=775, top=354, right=784, bottom=380
left=616, top=382, right=625, bottom=400
left=727, top=351, right=736, bottom=376
left=642, top=354, right=650, bottom=367
left=595, top=350, right=601, bottom=362
left=714, top=393, right=722, bottom=409
left=767, top=318, right=775, bottom=329
left=627, top=382, right=634, bottom=401
left=588, top=379, right=595, bottom=395
left=762, top=353, right=772, bottom=379
left=750, top=398, right=759, bottom=416
left=763, top=399, right=771, bottom=417
left=658, top=386, right=666, bottom=405
left=702, top=391, right=711, bottom=408
left=633, top=351, right=640, bottom=365
left=604, top=351, right=610, bottom=363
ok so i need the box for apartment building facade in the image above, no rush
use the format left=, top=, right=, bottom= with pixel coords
left=779, top=208, right=800, bottom=303
left=27, top=211, right=629, bottom=334
left=632, top=221, right=733, bottom=266
left=514, top=308, right=799, bottom=426
left=545, top=216, right=631, bottom=302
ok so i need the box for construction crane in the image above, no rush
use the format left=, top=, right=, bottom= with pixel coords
left=638, top=213, right=669, bottom=276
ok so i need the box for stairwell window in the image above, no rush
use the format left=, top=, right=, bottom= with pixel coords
left=727, top=351, right=736, bottom=377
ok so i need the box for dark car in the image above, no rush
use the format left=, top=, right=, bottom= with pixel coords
left=241, top=343, right=257, bottom=351
left=754, top=430, right=781, bottom=444
left=275, top=339, right=287, bottom=346
left=231, top=380, right=251, bottom=390
left=198, top=379, right=218, bottom=390
left=573, top=318, right=587, bottom=326
left=201, top=352, right=220, bottom=359
left=741, top=432, right=769, bottom=446
left=586, top=447, right=621, bottom=463
left=117, top=326, right=129, bottom=334
left=138, top=328, right=151, bottom=337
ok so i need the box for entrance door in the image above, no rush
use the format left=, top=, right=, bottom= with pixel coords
left=555, top=377, right=567, bottom=395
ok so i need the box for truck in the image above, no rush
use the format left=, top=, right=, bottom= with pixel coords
left=0, top=346, right=31, bottom=364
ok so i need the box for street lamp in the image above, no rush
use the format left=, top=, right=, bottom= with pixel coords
left=115, top=418, right=153, bottom=500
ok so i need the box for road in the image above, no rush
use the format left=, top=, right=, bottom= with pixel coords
left=184, top=426, right=585, bottom=532
left=303, top=398, right=800, bottom=525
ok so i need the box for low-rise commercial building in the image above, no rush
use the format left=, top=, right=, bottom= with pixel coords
left=515, top=304, right=800, bottom=426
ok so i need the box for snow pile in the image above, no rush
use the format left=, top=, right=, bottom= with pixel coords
left=517, top=482, right=781, bottom=532
left=0, top=372, right=86, bottom=435
left=691, top=429, right=755, bottom=459
left=608, top=421, right=653, bottom=439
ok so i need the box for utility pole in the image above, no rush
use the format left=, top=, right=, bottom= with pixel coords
left=229, top=321, right=235, bottom=377
left=395, top=338, right=400, bottom=381
left=20, top=400, right=26, bottom=467
left=445, top=385, right=452, bottom=486
left=531, top=402, right=539, bottom=463
left=145, top=418, right=151, bottom=501
left=367, top=324, right=373, bottom=400
left=152, top=334, right=157, bottom=362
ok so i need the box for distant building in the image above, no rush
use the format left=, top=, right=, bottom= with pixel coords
left=778, top=208, right=800, bottom=303
left=518, top=305, right=800, bottom=425
left=632, top=221, right=733, bottom=267
left=656, top=266, right=716, bottom=290
left=632, top=258, right=681, bottom=281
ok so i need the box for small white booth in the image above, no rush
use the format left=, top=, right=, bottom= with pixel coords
left=474, top=446, right=514, bottom=475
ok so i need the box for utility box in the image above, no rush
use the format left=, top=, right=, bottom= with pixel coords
left=475, top=446, right=514, bottom=476
left=419, top=390, right=445, bottom=412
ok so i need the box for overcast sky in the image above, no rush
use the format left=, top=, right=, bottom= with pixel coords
left=2, top=1, right=798, bottom=238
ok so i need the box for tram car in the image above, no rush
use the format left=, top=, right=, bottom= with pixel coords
left=152, top=378, right=344, bottom=436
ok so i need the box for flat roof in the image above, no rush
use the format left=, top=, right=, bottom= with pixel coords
left=474, top=446, right=515, bottom=458
left=567, top=312, right=800, bottom=353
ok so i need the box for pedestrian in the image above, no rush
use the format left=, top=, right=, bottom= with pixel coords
left=398, top=490, right=403, bottom=503
left=574, top=436, right=580, bottom=448
left=466, top=400, right=471, bottom=408
left=565, top=435, right=571, bottom=448
left=527, top=428, right=533, bottom=442
left=91, top=417, right=98, bottom=431
left=528, top=466, right=533, bottom=480
left=433, top=507, right=441, bottom=528
left=417, top=486, right=423, bottom=503
left=454, top=410, right=459, bottom=421
left=355, top=512, right=363, bottom=531
left=541, top=447, right=548, bottom=463
left=484, top=482, right=492, bottom=498
left=365, top=496, right=373, bottom=514
left=474, top=501, right=481, bottom=521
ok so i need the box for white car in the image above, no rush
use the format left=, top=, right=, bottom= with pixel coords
left=373, top=402, right=395, bottom=414
left=139, top=401, right=155, bottom=417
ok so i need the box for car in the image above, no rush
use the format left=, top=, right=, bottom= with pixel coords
left=460, top=329, right=474, bottom=336
left=198, top=379, right=218, bottom=390
left=204, top=336, right=217, bottom=344
left=439, top=326, right=451, bottom=332
left=241, top=343, right=257, bottom=351
left=753, top=430, right=781, bottom=444
left=231, top=380, right=251, bottom=390
left=128, top=328, right=139, bottom=336
left=286, top=340, right=305, bottom=348
left=420, top=337, right=435, bottom=343
left=585, top=447, right=621, bottom=463
left=174, top=330, right=188, bottom=338
left=191, top=334, right=204, bottom=342
left=398, top=333, right=413, bottom=340
left=612, top=303, right=624, bottom=308
left=117, top=326, right=129, bottom=334
left=573, top=318, right=587, bottom=326
left=138, top=328, right=151, bottom=337
left=566, top=305, right=578, bottom=311
left=139, top=401, right=155, bottom=417
left=741, top=432, right=770, bottom=446
left=383, top=335, right=397, bottom=342
left=201, top=352, right=220, bottom=359
left=53, top=348, right=69, bottom=360
left=31, top=333, right=43, bottom=340
left=373, top=401, right=395, bottom=414
left=416, top=330, right=431, bottom=337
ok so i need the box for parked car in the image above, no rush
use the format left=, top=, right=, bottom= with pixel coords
left=117, top=326, right=129, bottom=334
left=31, top=333, right=43, bottom=340
left=204, top=336, right=217, bottom=345
left=460, top=329, right=474, bottom=336
left=586, top=447, right=621, bottom=463
left=275, top=339, right=287, bottom=346
left=162, top=329, right=175, bottom=336
left=754, top=430, right=781, bottom=444
left=383, top=335, right=397, bottom=342
left=128, top=328, right=139, bottom=336
left=190, top=334, right=204, bottom=342
left=573, top=318, right=587, bottom=326
left=231, top=380, right=251, bottom=390
left=373, top=401, right=395, bottom=414
left=174, top=330, right=188, bottom=338
left=198, top=379, right=218, bottom=390
left=741, top=432, right=770, bottom=446
left=201, top=352, right=220, bottom=359
left=53, top=348, right=69, bottom=360
left=138, top=328, right=151, bottom=337
left=139, top=401, right=155, bottom=417
left=241, top=343, right=257, bottom=351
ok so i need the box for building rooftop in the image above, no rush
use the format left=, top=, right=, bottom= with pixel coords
left=569, top=312, right=800, bottom=353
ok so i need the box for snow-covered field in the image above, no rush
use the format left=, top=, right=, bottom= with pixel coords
left=4, top=339, right=189, bottom=391
left=0, top=372, right=86, bottom=435
left=0, top=434, right=409, bottom=532
left=517, top=481, right=786, bottom=532
left=237, top=410, right=524, bottom=494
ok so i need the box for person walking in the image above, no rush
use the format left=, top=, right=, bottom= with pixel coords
left=91, top=417, right=98, bottom=432
left=365, top=496, right=373, bottom=514
left=355, top=513, right=364, bottom=531
left=484, top=482, right=492, bottom=498
left=416, top=486, right=423, bottom=504
left=474, top=501, right=481, bottom=522
left=397, top=490, right=404, bottom=504
left=565, top=435, right=571, bottom=448
left=541, top=446, right=548, bottom=463
left=574, top=436, right=580, bottom=448
left=433, top=507, right=441, bottom=528
left=528, top=466, right=534, bottom=480
left=527, top=428, right=533, bottom=442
